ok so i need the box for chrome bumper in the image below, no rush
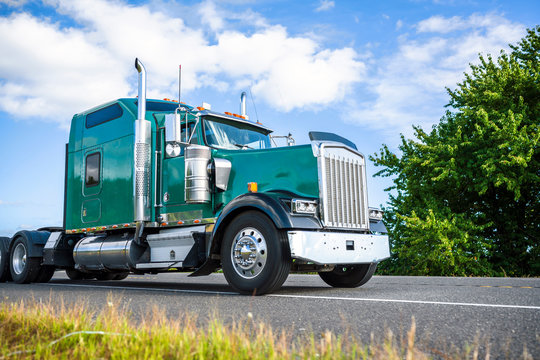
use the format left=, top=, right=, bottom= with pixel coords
left=287, top=230, right=390, bottom=265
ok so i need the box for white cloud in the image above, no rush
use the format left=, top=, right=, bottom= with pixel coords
left=314, top=0, right=334, bottom=12
left=0, top=0, right=365, bottom=126
left=347, top=13, right=525, bottom=140
left=396, top=19, right=403, bottom=30
left=0, top=0, right=27, bottom=6
left=198, top=0, right=225, bottom=32
left=416, top=15, right=467, bottom=33
left=0, top=12, right=129, bottom=125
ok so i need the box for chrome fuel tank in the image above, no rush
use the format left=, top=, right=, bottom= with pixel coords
left=73, top=234, right=146, bottom=271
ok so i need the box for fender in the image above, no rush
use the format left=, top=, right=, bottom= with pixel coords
left=10, top=230, right=51, bottom=257
left=189, top=191, right=321, bottom=277
left=214, top=192, right=321, bottom=233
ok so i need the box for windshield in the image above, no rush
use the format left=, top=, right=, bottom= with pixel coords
left=204, top=117, right=272, bottom=150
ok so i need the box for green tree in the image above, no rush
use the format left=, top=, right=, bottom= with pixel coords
left=372, top=26, right=540, bottom=276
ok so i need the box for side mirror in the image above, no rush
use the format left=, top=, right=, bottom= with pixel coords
left=164, top=110, right=199, bottom=157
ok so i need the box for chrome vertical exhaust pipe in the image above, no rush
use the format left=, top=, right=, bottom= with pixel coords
left=240, top=91, right=248, bottom=119
left=135, top=58, right=146, bottom=119
left=134, top=58, right=151, bottom=223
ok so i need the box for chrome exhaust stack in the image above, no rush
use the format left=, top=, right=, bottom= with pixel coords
left=134, top=58, right=151, bottom=222
left=240, top=91, right=248, bottom=119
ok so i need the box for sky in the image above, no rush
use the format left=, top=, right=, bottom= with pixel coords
left=0, top=0, right=538, bottom=236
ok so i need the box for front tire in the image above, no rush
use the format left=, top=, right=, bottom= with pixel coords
left=9, top=236, right=41, bottom=284
left=319, top=263, right=377, bottom=288
left=221, top=211, right=291, bottom=295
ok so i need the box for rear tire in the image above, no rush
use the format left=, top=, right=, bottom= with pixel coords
left=35, top=266, right=55, bottom=283
left=319, top=263, right=377, bottom=288
left=9, top=236, right=41, bottom=284
left=0, top=237, right=12, bottom=282
left=113, top=272, right=129, bottom=280
left=95, top=272, right=116, bottom=281
left=66, top=268, right=85, bottom=280
left=221, top=211, right=291, bottom=295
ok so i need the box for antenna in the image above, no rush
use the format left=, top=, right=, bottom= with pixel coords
left=248, top=86, right=260, bottom=124
left=178, top=65, right=182, bottom=105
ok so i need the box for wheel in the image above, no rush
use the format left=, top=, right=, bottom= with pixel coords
left=9, top=236, right=41, bottom=284
left=319, top=263, right=377, bottom=288
left=113, top=272, right=129, bottom=280
left=66, top=268, right=84, bottom=280
left=221, top=211, right=291, bottom=295
left=95, top=272, right=116, bottom=281
left=0, top=237, right=12, bottom=282
left=35, top=266, right=55, bottom=283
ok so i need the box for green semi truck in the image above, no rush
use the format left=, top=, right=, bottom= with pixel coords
left=0, top=59, right=389, bottom=295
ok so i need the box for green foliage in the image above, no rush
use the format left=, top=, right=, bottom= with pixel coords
left=372, top=26, right=540, bottom=276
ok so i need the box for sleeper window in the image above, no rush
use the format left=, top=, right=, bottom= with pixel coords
left=85, top=153, right=100, bottom=187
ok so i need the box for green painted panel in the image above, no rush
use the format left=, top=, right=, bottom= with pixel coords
left=82, top=199, right=101, bottom=223
left=214, top=144, right=319, bottom=207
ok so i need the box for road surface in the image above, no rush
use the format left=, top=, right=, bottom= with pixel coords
left=1, top=273, right=538, bottom=358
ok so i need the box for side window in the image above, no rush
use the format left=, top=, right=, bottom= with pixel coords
left=85, top=153, right=101, bottom=187
left=86, top=104, right=123, bottom=128
left=181, top=123, right=198, bottom=145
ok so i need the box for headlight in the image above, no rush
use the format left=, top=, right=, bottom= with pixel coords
left=292, top=199, right=317, bottom=215
left=369, top=208, right=384, bottom=221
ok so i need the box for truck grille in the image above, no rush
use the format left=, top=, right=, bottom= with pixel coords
left=318, top=144, right=369, bottom=229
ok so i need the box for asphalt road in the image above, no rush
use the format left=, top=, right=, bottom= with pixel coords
left=1, top=273, right=539, bottom=358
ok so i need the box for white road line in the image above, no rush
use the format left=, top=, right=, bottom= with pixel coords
left=43, top=282, right=540, bottom=310
left=268, top=294, right=540, bottom=310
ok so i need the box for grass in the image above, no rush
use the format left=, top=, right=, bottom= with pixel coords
left=0, top=295, right=533, bottom=360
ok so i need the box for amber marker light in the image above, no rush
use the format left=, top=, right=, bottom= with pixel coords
left=177, top=221, right=184, bottom=225
left=161, top=222, right=168, bottom=226
left=248, top=182, right=258, bottom=192
left=194, top=219, right=201, bottom=224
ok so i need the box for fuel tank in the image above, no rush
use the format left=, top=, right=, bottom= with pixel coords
left=73, top=233, right=146, bottom=271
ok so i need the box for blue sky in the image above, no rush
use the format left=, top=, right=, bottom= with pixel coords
left=0, top=0, right=538, bottom=236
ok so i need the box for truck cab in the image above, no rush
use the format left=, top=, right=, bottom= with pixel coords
left=0, top=59, right=389, bottom=295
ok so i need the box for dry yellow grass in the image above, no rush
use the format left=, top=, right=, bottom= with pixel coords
left=0, top=294, right=530, bottom=360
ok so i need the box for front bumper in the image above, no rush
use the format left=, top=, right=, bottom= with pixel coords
left=287, top=230, right=390, bottom=265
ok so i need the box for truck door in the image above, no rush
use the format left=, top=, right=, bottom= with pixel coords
left=81, top=148, right=102, bottom=224
left=161, top=120, right=212, bottom=222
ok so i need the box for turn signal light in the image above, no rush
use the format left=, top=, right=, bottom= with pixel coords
left=248, top=182, right=258, bottom=192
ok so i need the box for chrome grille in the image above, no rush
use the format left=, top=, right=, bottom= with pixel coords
left=318, top=145, right=368, bottom=229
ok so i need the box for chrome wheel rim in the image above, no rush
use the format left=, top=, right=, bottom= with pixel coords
left=12, top=243, right=27, bottom=275
left=231, top=227, right=267, bottom=279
